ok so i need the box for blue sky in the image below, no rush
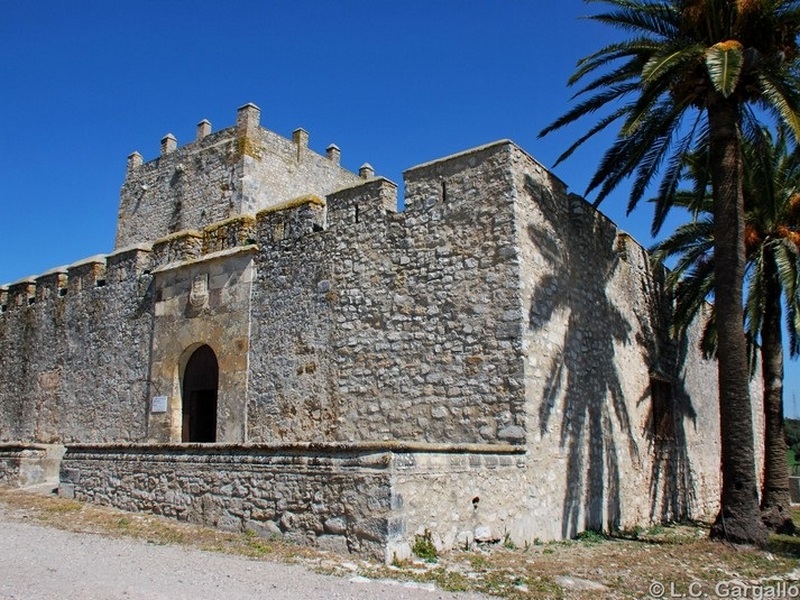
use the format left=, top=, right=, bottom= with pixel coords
left=2, top=1, right=799, bottom=416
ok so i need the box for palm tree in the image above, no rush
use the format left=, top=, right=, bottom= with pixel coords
left=652, top=129, right=800, bottom=534
left=540, top=0, right=800, bottom=545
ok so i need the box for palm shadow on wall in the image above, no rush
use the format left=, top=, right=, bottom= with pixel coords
left=622, top=238, right=698, bottom=522
left=525, top=176, right=697, bottom=536
left=635, top=306, right=698, bottom=523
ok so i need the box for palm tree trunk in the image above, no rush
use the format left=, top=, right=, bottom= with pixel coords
left=707, top=96, right=768, bottom=546
left=760, top=253, right=795, bottom=534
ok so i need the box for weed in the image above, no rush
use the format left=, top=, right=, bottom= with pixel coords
left=478, top=570, right=535, bottom=597
left=244, top=538, right=273, bottom=557
left=391, top=552, right=410, bottom=568
left=769, top=534, right=800, bottom=558
left=575, top=529, right=606, bottom=544
left=154, top=529, right=186, bottom=545
left=468, top=554, right=489, bottom=570
left=503, top=531, right=516, bottom=550
left=526, top=575, right=564, bottom=598
left=43, top=500, right=83, bottom=513
left=412, top=529, right=438, bottom=562
left=418, top=567, right=471, bottom=593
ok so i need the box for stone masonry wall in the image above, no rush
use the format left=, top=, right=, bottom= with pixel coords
left=0, top=446, right=27, bottom=487
left=387, top=448, right=530, bottom=560
left=115, top=104, right=361, bottom=248
left=514, top=149, right=725, bottom=537
left=0, top=444, right=64, bottom=487
left=59, top=443, right=532, bottom=561
left=1, top=137, right=724, bottom=466
left=60, top=444, right=393, bottom=560
left=146, top=244, right=257, bottom=444
left=0, top=247, right=153, bottom=443
left=245, top=142, right=527, bottom=444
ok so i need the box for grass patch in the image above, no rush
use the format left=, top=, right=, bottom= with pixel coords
left=411, top=529, right=438, bottom=562
left=242, top=537, right=274, bottom=557
left=768, top=534, right=800, bottom=558
left=574, top=529, right=607, bottom=544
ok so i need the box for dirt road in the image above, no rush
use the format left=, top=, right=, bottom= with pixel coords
left=0, top=508, right=490, bottom=600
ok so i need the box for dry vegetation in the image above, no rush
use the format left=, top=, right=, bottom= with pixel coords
left=1, top=488, right=798, bottom=599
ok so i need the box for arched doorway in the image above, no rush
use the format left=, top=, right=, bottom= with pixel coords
left=181, top=344, right=218, bottom=443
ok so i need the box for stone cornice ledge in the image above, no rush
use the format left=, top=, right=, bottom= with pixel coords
left=0, top=443, right=59, bottom=452
left=150, top=244, right=259, bottom=275
left=63, top=441, right=526, bottom=454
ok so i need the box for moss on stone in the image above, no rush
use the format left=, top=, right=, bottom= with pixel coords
left=203, top=215, right=257, bottom=234
left=255, top=194, right=325, bottom=218
left=152, top=229, right=203, bottom=247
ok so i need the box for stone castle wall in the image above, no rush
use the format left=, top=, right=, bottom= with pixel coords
left=1, top=140, right=530, bottom=448
left=246, top=142, right=526, bottom=444
left=0, top=110, right=730, bottom=552
left=514, top=154, right=724, bottom=536
left=0, top=248, right=153, bottom=444
left=59, top=444, right=394, bottom=560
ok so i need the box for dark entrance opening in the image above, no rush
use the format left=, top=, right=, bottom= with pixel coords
left=182, top=344, right=219, bottom=443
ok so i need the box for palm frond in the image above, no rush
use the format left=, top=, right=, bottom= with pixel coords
left=548, top=106, right=630, bottom=168
left=672, top=259, right=716, bottom=338
left=589, top=2, right=680, bottom=38
left=590, top=100, right=690, bottom=207
left=773, top=238, right=800, bottom=302
left=651, top=217, right=714, bottom=264
left=699, top=311, right=719, bottom=360
left=568, top=39, right=658, bottom=86
left=787, top=292, right=800, bottom=357
left=757, top=67, right=800, bottom=142
left=538, top=82, right=638, bottom=140
left=628, top=110, right=686, bottom=211
left=651, top=111, right=705, bottom=235
left=571, top=51, right=648, bottom=98
left=705, top=42, right=744, bottom=98
left=744, top=248, right=766, bottom=345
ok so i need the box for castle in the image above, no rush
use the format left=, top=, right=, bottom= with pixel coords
left=0, top=103, right=732, bottom=561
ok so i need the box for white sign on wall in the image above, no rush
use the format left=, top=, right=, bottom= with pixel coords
left=151, top=395, right=168, bottom=413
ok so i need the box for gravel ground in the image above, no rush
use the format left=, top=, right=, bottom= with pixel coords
left=0, top=507, right=490, bottom=600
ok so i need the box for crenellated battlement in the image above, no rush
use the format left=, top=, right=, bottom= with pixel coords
left=0, top=174, right=399, bottom=315
left=115, top=103, right=369, bottom=249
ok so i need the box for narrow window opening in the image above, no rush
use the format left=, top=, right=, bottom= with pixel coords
left=96, top=279, right=106, bottom=287
left=354, top=204, right=360, bottom=224
left=27, top=297, right=36, bottom=305
left=58, top=288, right=68, bottom=297
left=442, top=181, right=448, bottom=202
